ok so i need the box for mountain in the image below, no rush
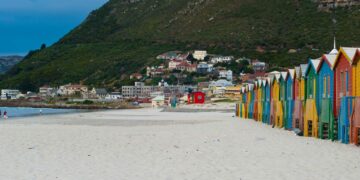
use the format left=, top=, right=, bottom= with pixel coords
left=1, top=0, right=359, bottom=91
left=0, top=56, right=23, bottom=74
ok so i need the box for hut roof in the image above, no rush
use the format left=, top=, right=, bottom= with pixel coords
left=300, top=64, right=308, bottom=77
left=295, top=66, right=301, bottom=79
left=288, top=69, right=295, bottom=80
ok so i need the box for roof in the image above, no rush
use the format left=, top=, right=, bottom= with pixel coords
left=305, top=58, right=321, bottom=75
left=300, top=64, right=308, bottom=77
left=280, top=71, right=288, bottom=81
left=335, top=47, right=359, bottom=66
left=353, top=48, right=360, bottom=64
left=320, top=53, right=338, bottom=71
left=95, top=88, right=108, bottom=94
left=288, top=69, right=295, bottom=80
left=152, top=96, right=165, bottom=102
left=295, top=66, right=301, bottom=79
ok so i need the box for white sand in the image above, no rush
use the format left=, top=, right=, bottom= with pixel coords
left=0, top=107, right=359, bottom=180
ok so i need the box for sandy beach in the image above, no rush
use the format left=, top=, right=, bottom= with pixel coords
left=0, top=105, right=359, bottom=180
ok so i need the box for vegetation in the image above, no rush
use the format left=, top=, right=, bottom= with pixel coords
left=1, top=0, right=359, bottom=91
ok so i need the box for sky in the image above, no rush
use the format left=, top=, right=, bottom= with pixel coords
left=0, top=0, right=108, bottom=56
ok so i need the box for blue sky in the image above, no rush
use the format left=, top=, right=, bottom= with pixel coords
left=0, top=0, right=108, bottom=56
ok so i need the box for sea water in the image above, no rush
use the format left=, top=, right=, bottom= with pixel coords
left=0, top=107, right=81, bottom=118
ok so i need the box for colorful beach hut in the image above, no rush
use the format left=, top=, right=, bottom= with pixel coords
left=256, top=80, right=263, bottom=122
left=335, top=47, right=356, bottom=143
left=350, top=48, right=360, bottom=144
left=277, top=71, right=288, bottom=128
left=285, top=69, right=295, bottom=130
left=248, top=84, right=255, bottom=119
left=272, top=72, right=283, bottom=127
left=317, top=50, right=337, bottom=140
left=293, top=66, right=303, bottom=131
left=263, top=78, right=271, bottom=124
left=304, top=58, right=321, bottom=137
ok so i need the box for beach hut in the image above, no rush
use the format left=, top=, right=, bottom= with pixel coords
left=334, top=47, right=355, bottom=119
left=304, top=58, right=321, bottom=137
left=253, top=82, right=259, bottom=121
left=188, top=92, right=205, bottom=104
left=293, top=66, right=303, bottom=131
left=247, top=84, right=255, bottom=119
left=285, top=69, right=295, bottom=130
left=352, top=48, right=360, bottom=96
left=334, top=47, right=357, bottom=143
left=350, top=98, right=360, bottom=145
left=317, top=50, right=337, bottom=140
left=271, top=72, right=283, bottom=127
left=262, top=79, right=271, bottom=124
left=256, top=80, right=263, bottom=122
left=277, top=72, right=287, bottom=128
left=350, top=48, right=360, bottom=144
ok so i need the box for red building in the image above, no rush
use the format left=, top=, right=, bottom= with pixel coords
left=334, top=48, right=353, bottom=118
left=188, top=92, right=205, bottom=104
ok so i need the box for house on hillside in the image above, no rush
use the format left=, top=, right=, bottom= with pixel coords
left=193, top=50, right=207, bottom=60
left=168, top=59, right=183, bottom=70
left=39, top=86, right=58, bottom=97
left=90, top=88, right=108, bottom=99
left=130, top=73, right=143, bottom=80
left=58, top=84, right=88, bottom=97
left=210, top=56, right=234, bottom=64
left=219, top=70, right=233, bottom=81
left=176, top=61, right=197, bottom=72
left=1, top=89, right=20, bottom=100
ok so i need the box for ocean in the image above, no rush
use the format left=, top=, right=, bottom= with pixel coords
left=0, top=107, right=82, bottom=118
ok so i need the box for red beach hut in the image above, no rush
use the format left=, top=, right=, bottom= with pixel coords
left=188, top=92, right=205, bottom=104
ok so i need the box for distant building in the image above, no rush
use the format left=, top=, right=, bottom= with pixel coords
left=105, top=92, right=123, bottom=100
left=147, top=66, right=165, bottom=77
left=90, top=88, right=108, bottom=99
left=219, top=70, right=233, bottom=81
left=168, top=59, right=183, bottom=70
left=130, top=73, right=143, bottom=80
left=1, top=89, right=20, bottom=100
left=58, top=84, right=88, bottom=97
left=193, top=50, right=207, bottom=60
left=122, top=82, right=195, bottom=99
left=210, top=56, right=234, bottom=64
left=197, top=62, right=214, bottom=74
left=209, top=80, right=234, bottom=96
left=251, top=59, right=267, bottom=72
left=176, top=61, right=197, bottom=72
left=39, top=86, right=58, bottom=97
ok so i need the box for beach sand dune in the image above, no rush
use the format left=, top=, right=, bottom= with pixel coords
left=0, top=108, right=359, bottom=180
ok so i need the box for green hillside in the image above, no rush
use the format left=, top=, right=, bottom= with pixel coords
left=1, top=0, right=359, bottom=91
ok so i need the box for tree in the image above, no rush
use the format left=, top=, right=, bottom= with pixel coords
left=40, top=43, right=47, bottom=50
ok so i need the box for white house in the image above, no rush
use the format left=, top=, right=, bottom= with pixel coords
left=193, top=50, right=207, bottom=60
left=39, top=86, right=58, bottom=97
left=168, top=59, right=183, bottom=70
left=1, top=89, right=20, bottom=100
left=105, top=92, right=122, bottom=100
left=210, top=56, right=234, bottom=64
left=219, top=70, right=233, bottom=81
left=58, top=84, right=88, bottom=97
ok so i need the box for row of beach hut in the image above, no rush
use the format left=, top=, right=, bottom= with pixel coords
left=235, top=47, right=360, bottom=145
